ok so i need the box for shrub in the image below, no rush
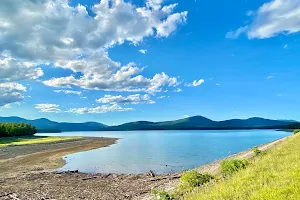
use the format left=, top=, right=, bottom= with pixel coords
left=152, top=189, right=172, bottom=200
left=173, top=171, right=214, bottom=198
left=220, top=159, right=248, bottom=176
left=253, top=146, right=261, bottom=156
left=180, top=170, right=214, bottom=188
left=293, top=129, right=300, bottom=135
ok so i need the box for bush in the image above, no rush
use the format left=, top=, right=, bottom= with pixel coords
left=180, top=170, right=213, bottom=188
left=220, top=159, right=248, bottom=176
left=152, top=189, right=172, bottom=200
left=253, top=146, right=261, bottom=156
left=293, top=129, right=300, bottom=135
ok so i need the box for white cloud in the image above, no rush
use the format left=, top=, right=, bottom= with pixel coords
left=284, top=44, right=288, bottom=49
left=54, top=90, right=82, bottom=96
left=185, top=79, right=205, bottom=87
left=68, top=104, right=133, bottom=114
left=0, top=57, right=43, bottom=82
left=43, top=52, right=179, bottom=93
left=35, top=104, right=61, bottom=113
left=96, top=94, right=155, bottom=105
left=3, top=104, right=11, bottom=109
left=175, top=88, right=182, bottom=92
left=139, top=49, right=147, bottom=54
left=157, top=96, right=166, bottom=99
left=267, top=75, right=274, bottom=79
left=0, top=83, right=27, bottom=107
left=227, top=0, right=300, bottom=39
left=183, top=115, right=189, bottom=118
left=226, top=26, right=248, bottom=39
left=0, top=0, right=187, bottom=60
left=216, top=83, right=220, bottom=86
left=0, top=0, right=187, bottom=95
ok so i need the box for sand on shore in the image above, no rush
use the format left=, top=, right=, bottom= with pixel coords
left=0, top=135, right=288, bottom=200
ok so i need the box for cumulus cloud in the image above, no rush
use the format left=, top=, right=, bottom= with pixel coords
left=0, top=0, right=187, bottom=94
left=43, top=59, right=179, bottom=93
left=35, top=104, right=61, bottom=113
left=68, top=104, right=133, bottom=114
left=227, top=0, right=300, bottom=39
left=96, top=94, right=155, bottom=105
left=54, top=90, right=82, bottom=96
left=185, top=79, right=205, bottom=87
left=0, top=57, right=43, bottom=82
left=139, top=49, right=147, bottom=54
left=157, top=96, right=166, bottom=99
left=183, top=115, right=189, bottom=118
left=0, top=83, right=27, bottom=107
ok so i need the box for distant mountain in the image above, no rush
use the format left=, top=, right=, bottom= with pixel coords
left=105, top=116, right=296, bottom=131
left=0, top=116, right=107, bottom=132
left=0, top=116, right=296, bottom=132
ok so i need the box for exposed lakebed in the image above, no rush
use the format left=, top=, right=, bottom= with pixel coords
left=37, top=130, right=289, bottom=174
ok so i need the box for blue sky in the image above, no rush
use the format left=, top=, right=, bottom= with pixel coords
left=0, top=0, right=299, bottom=125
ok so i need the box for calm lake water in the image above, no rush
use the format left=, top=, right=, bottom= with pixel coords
left=37, top=130, right=290, bottom=174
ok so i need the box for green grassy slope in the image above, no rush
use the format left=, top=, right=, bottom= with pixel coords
left=184, top=133, right=300, bottom=200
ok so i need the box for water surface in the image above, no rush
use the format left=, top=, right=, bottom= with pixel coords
left=37, top=130, right=289, bottom=174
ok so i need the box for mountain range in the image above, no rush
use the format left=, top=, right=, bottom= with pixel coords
left=0, top=116, right=107, bottom=132
left=0, top=116, right=297, bottom=132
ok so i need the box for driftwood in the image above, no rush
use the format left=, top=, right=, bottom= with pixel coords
left=149, top=174, right=181, bottom=182
left=82, top=176, right=98, bottom=181
left=55, top=170, right=78, bottom=174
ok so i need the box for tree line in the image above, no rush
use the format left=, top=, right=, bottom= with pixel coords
left=0, top=123, right=37, bottom=137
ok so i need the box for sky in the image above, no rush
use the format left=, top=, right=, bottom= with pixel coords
left=0, top=0, right=300, bottom=125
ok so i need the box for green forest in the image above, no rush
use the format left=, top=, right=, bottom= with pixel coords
left=0, top=123, right=36, bottom=137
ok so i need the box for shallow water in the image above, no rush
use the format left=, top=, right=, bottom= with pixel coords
left=37, top=130, right=289, bottom=174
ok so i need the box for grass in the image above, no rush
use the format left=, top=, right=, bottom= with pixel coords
left=184, top=133, right=300, bottom=200
left=0, top=136, right=82, bottom=147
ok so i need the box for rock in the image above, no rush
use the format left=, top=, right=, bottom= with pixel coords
left=146, top=170, right=155, bottom=177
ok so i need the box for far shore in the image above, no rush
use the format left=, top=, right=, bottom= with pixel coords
left=0, top=134, right=290, bottom=200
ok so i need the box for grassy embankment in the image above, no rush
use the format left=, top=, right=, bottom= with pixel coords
left=0, top=136, right=81, bottom=147
left=183, top=132, right=300, bottom=200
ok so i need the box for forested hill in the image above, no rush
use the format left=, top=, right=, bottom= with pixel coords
left=105, top=116, right=296, bottom=131
left=0, top=116, right=296, bottom=132
left=0, top=117, right=107, bottom=132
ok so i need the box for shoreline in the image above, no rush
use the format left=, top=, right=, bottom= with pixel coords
left=0, top=137, right=118, bottom=177
left=0, top=134, right=290, bottom=200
